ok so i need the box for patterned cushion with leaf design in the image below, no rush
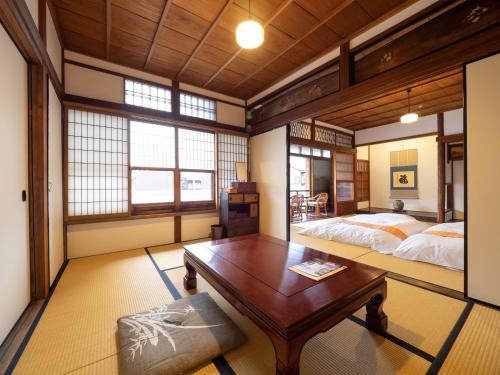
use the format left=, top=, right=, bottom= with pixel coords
left=116, top=292, right=246, bottom=375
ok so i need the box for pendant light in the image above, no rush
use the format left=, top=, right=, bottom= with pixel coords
left=400, top=88, right=419, bottom=124
left=236, top=0, right=264, bottom=49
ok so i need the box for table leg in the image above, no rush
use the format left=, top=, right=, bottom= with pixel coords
left=366, top=292, right=388, bottom=334
left=270, top=335, right=303, bottom=375
left=183, top=260, right=197, bottom=290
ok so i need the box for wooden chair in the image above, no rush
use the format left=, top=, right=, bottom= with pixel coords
left=290, top=194, right=305, bottom=221
left=306, top=193, right=329, bottom=217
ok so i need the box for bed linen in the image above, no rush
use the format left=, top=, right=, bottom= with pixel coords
left=298, top=213, right=430, bottom=253
left=393, top=222, right=464, bottom=270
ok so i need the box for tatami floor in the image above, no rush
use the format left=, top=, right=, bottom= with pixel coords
left=9, top=239, right=499, bottom=374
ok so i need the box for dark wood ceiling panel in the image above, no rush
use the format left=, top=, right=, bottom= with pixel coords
left=52, top=0, right=105, bottom=23
left=157, top=27, right=198, bottom=55
left=271, top=2, right=318, bottom=39
left=225, top=56, right=259, bottom=76
left=317, top=71, right=463, bottom=130
left=204, top=25, right=239, bottom=54
left=172, top=0, right=227, bottom=22
left=110, top=28, right=151, bottom=56
left=280, top=42, right=317, bottom=66
left=195, top=43, right=232, bottom=66
left=326, top=1, right=372, bottom=37
left=56, top=7, right=105, bottom=42
left=63, top=29, right=105, bottom=59
left=356, top=0, right=403, bottom=19
left=111, top=5, right=157, bottom=42
left=112, top=0, right=165, bottom=23
left=54, top=0, right=414, bottom=99
left=294, top=0, right=345, bottom=19
left=108, top=45, right=148, bottom=69
left=165, top=4, right=211, bottom=39
left=262, top=56, right=297, bottom=76
left=301, top=25, right=341, bottom=53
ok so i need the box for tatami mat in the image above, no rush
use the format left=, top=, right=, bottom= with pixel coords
left=440, top=304, right=500, bottom=374
left=354, top=251, right=464, bottom=292
left=290, top=225, right=375, bottom=259
left=353, top=278, right=466, bottom=357
left=166, top=267, right=431, bottom=374
left=148, top=238, right=210, bottom=270
left=13, top=249, right=174, bottom=375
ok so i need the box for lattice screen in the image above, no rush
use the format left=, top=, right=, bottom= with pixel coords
left=315, top=126, right=336, bottom=144
left=178, top=128, right=215, bottom=170
left=180, top=93, right=216, bottom=121
left=217, top=133, right=248, bottom=191
left=67, top=109, right=128, bottom=216
left=336, top=133, right=353, bottom=147
left=290, top=121, right=312, bottom=139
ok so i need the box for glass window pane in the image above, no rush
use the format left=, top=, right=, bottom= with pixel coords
left=180, top=172, right=213, bottom=202
left=131, top=170, right=174, bottom=204
left=301, top=146, right=311, bottom=155
left=180, top=93, right=216, bottom=120
left=130, top=121, right=175, bottom=168
left=289, top=156, right=310, bottom=195
left=312, top=148, right=321, bottom=157
left=124, top=79, right=171, bottom=113
left=290, top=144, right=300, bottom=154
left=323, top=149, right=331, bottom=158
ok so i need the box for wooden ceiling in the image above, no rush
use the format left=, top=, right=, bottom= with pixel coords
left=51, top=0, right=414, bottom=99
left=316, top=69, right=463, bottom=130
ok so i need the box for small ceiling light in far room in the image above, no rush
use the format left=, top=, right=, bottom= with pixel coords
left=236, top=0, right=264, bottom=49
left=400, top=88, right=419, bottom=124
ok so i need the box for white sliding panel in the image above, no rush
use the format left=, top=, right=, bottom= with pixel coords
left=0, top=25, right=30, bottom=343
left=466, top=52, right=500, bottom=306
left=250, top=126, right=287, bottom=240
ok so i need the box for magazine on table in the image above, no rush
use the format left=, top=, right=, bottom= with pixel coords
left=289, top=258, right=347, bottom=281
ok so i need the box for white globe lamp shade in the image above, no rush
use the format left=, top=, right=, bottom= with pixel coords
left=400, top=112, right=419, bottom=124
left=236, top=20, right=264, bottom=49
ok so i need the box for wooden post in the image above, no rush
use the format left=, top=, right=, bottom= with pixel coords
left=29, top=64, right=50, bottom=299
left=340, top=41, right=350, bottom=90
left=437, top=112, right=445, bottom=223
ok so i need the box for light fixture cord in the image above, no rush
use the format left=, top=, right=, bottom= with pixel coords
left=249, top=0, right=251, bottom=19
left=407, top=89, right=411, bottom=113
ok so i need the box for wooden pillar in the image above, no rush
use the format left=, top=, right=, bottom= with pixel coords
left=437, top=112, right=445, bottom=223
left=340, top=41, right=351, bottom=90
left=29, top=64, right=50, bottom=299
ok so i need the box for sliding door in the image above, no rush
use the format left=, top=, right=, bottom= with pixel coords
left=312, top=158, right=333, bottom=211
left=0, top=25, right=30, bottom=343
left=334, top=150, right=356, bottom=216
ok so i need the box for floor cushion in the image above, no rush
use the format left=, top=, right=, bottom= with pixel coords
left=116, top=292, right=246, bottom=374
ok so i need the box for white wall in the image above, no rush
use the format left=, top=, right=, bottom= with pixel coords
left=250, top=127, right=287, bottom=240
left=181, top=213, right=219, bottom=241
left=0, top=25, right=30, bottom=343
left=48, top=81, right=64, bottom=284
left=46, top=4, right=62, bottom=81
left=466, top=52, right=500, bottom=306
left=369, top=135, right=438, bottom=212
left=216, top=102, right=245, bottom=128
left=453, top=160, right=464, bottom=219
left=67, top=217, right=175, bottom=258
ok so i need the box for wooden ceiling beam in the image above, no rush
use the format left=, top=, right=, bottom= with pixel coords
left=202, top=0, right=294, bottom=88
left=233, top=0, right=354, bottom=89
left=144, top=0, right=173, bottom=69
left=105, top=0, right=111, bottom=59
left=175, top=0, right=233, bottom=80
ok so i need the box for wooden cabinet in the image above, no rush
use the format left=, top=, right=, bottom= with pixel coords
left=220, top=192, right=259, bottom=238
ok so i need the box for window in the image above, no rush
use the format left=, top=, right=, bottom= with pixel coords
left=180, top=93, right=216, bottom=121
left=290, top=144, right=331, bottom=159
left=290, top=156, right=310, bottom=196
left=67, top=109, right=128, bottom=217
left=217, top=133, right=248, bottom=191
left=178, top=128, right=215, bottom=203
left=125, top=79, right=172, bottom=112
left=130, top=121, right=175, bottom=205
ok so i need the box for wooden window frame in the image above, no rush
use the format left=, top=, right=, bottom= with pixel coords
left=124, top=78, right=173, bottom=113
left=179, top=91, right=217, bottom=122
left=64, top=105, right=231, bottom=224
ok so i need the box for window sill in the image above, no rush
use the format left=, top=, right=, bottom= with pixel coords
left=66, top=207, right=218, bottom=225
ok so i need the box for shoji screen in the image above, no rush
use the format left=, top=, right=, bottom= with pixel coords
left=67, top=109, right=128, bottom=217
left=217, top=133, right=248, bottom=192
left=465, top=52, right=500, bottom=306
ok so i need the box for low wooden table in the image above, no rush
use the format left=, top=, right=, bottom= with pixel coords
left=184, top=234, right=388, bottom=374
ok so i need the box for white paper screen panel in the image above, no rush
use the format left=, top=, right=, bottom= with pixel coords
left=68, top=109, right=128, bottom=216
left=178, top=128, right=215, bottom=170
left=218, top=133, right=248, bottom=191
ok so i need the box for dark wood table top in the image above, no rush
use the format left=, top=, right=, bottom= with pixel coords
left=184, top=233, right=387, bottom=336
